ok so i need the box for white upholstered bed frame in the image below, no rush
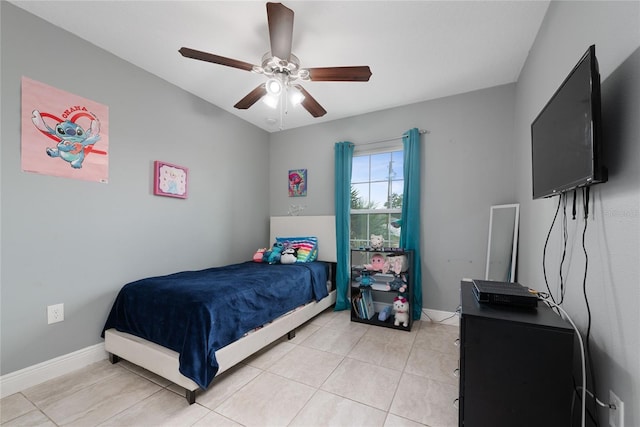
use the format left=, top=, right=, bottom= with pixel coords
left=104, top=216, right=337, bottom=404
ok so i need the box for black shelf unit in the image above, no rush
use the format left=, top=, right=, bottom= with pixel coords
left=350, top=248, right=413, bottom=331
left=458, top=281, right=575, bottom=427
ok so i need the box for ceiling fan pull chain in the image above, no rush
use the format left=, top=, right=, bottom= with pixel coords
left=279, top=89, right=285, bottom=131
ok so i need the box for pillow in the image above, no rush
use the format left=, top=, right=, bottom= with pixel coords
left=275, top=236, right=318, bottom=262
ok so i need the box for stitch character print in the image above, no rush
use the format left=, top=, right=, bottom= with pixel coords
left=31, top=109, right=101, bottom=169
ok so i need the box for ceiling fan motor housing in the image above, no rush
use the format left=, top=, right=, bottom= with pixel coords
left=254, top=53, right=310, bottom=82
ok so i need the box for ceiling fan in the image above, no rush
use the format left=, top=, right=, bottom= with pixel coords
left=179, top=2, right=372, bottom=119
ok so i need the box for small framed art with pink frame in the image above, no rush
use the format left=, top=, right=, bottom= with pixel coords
left=153, top=161, right=188, bottom=199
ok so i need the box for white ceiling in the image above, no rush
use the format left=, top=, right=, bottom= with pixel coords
left=11, top=1, right=550, bottom=132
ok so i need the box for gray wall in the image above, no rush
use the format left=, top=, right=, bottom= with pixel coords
left=0, top=2, right=270, bottom=374
left=514, top=1, right=640, bottom=425
left=4, top=6, right=638, bottom=424
left=269, top=84, right=517, bottom=311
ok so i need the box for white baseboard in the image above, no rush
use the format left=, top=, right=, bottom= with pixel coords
left=0, top=310, right=457, bottom=399
left=421, top=308, right=460, bottom=327
left=0, top=343, right=108, bottom=399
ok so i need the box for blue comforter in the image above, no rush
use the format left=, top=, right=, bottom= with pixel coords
left=102, top=261, right=329, bottom=389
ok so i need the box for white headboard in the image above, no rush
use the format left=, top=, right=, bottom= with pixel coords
left=270, top=216, right=337, bottom=263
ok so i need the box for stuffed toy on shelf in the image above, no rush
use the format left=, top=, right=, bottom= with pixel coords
left=364, top=253, right=386, bottom=271
left=385, top=254, right=409, bottom=293
left=393, top=296, right=410, bottom=327
left=356, top=270, right=375, bottom=287
left=369, top=234, right=384, bottom=250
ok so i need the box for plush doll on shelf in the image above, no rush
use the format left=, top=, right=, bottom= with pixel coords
left=369, top=234, right=384, bottom=250
left=378, top=305, right=393, bottom=322
left=280, top=247, right=298, bottom=264
left=364, top=253, right=386, bottom=272
left=387, top=254, right=408, bottom=273
left=393, top=296, right=410, bottom=327
left=387, top=274, right=408, bottom=293
left=356, top=270, right=375, bottom=287
left=386, top=254, right=409, bottom=293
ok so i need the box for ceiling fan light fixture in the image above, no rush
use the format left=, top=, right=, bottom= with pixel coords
left=265, top=78, right=283, bottom=96
left=262, top=94, right=279, bottom=109
left=290, top=87, right=305, bottom=106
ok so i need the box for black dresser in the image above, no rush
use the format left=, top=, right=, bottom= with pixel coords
left=458, top=281, right=575, bottom=427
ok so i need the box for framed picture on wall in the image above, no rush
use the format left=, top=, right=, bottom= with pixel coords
left=153, top=161, right=188, bottom=199
left=288, top=169, right=307, bottom=197
left=21, top=77, right=110, bottom=183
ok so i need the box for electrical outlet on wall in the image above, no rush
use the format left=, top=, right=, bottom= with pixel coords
left=609, top=390, right=624, bottom=427
left=47, top=303, right=64, bottom=324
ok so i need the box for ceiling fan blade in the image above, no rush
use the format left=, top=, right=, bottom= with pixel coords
left=266, top=2, right=294, bottom=60
left=307, top=66, right=372, bottom=82
left=234, top=84, right=268, bottom=110
left=293, top=85, right=327, bottom=117
left=179, top=47, right=255, bottom=72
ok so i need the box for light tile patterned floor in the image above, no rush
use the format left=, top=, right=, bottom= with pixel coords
left=1, top=309, right=459, bottom=427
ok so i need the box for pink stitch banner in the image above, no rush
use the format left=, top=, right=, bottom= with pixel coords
left=21, top=76, right=109, bottom=183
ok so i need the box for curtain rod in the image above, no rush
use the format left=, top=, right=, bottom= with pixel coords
left=354, top=129, right=430, bottom=146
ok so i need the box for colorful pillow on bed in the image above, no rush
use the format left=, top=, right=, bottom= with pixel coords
left=275, top=236, right=318, bottom=262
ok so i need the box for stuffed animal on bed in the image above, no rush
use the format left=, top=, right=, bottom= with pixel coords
left=266, top=242, right=285, bottom=264
left=393, top=296, right=410, bottom=327
left=280, top=247, right=298, bottom=264
left=253, top=248, right=267, bottom=262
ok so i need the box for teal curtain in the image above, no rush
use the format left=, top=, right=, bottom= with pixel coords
left=334, top=141, right=354, bottom=311
left=400, top=128, right=423, bottom=320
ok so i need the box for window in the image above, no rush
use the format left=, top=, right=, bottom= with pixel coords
left=350, top=150, right=403, bottom=248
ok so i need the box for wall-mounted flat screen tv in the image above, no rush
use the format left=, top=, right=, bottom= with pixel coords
left=531, top=45, right=607, bottom=199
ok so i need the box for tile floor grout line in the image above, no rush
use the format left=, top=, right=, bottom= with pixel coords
left=197, top=363, right=267, bottom=411
left=284, top=387, right=322, bottom=427
left=96, top=386, right=166, bottom=427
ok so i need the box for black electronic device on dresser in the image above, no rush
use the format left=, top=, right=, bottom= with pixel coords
left=458, top=281, right=575, bottom=427
left=471, top=279, right=538, bottom=308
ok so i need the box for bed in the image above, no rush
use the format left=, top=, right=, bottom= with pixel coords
left=102, top=215, right=337, bottom=404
